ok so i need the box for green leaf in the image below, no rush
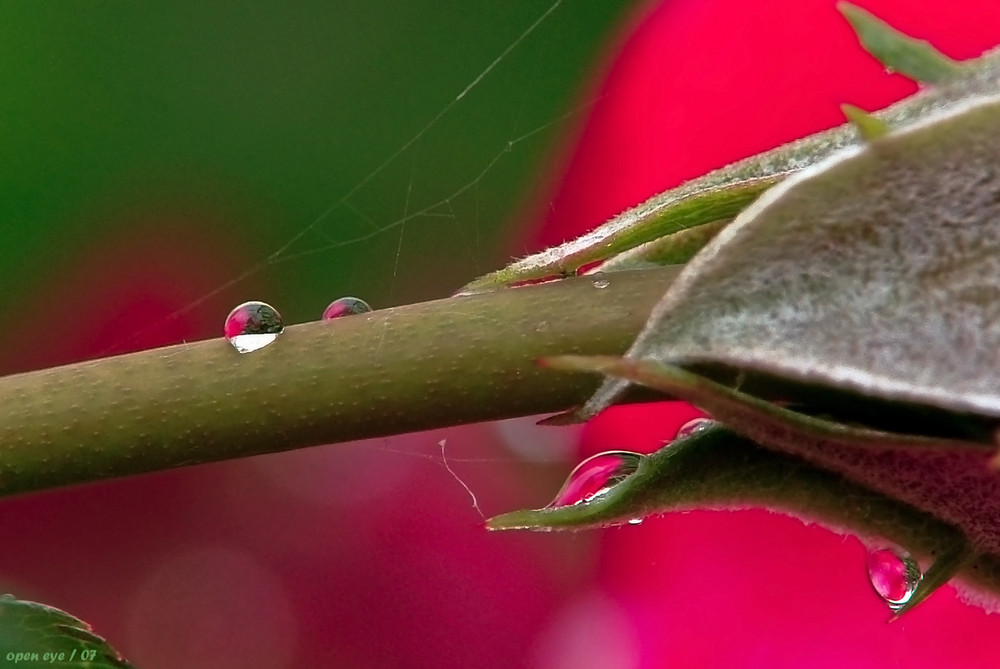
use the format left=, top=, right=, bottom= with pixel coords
left=583, top=94, right=1000, bottom=425
left=594, top=219, right=727, bottom=272
left=0, top=594, right=133, bottom=668
left=460, top=175, right=782, bottom=293
left=461, top=30, right=1000, bottom=295
left=489, top=423, right=993, bottom=614
left=839, top=2, right=963, bottom=84
left=501, top=6, right=1000, bottom=617
left=541, top=97, right=1000, bottom=610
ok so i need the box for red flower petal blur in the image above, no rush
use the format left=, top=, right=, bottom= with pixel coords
left=523, top=0, right=1000, bottom=666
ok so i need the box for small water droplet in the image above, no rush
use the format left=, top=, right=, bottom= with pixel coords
left=591, top=273, right=610, bottom=289
left=866, top=548, right=921, bottom=611
left=675, top=417, right=715, bottom=439
left=225, top=301, right=283, bottom=354
left=627, top=518, right=643, bottom=526
left=548, top=451, right=644, bottom=508
left=322, top=297, right=372, bottom=320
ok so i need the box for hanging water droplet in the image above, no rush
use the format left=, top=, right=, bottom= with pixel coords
left=548, top=451, right=644, bottom=508
left=866, top=547, right=922, bottom=611
left=591, top=273, right=610, bottom=289
left=675, top=417, right=715, bottom=439
left=225, top=301, right=283, bottom=354
left=322, top=297, right=372, bottom=320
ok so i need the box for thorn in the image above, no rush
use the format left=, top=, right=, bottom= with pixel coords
left=842, top=104, right=890, bottom=141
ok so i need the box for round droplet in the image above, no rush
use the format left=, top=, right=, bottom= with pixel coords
left=322, top=297, right=372, bottom=320
left=591, top=273, right=610, bottom=289
left=225, top=301, right=283, bottom=354
left=866, top=548, right=921, bottom=611
left=675, top=417, right=715, bottom=439
left=548, top=451, right=644, bottom=508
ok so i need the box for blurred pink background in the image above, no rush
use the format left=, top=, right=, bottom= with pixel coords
left=4, top=1, right=1000, bottom=667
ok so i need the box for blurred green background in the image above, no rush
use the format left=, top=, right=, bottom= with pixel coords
left=0, top=3, right=643, bottom=667
left=0, top=1, right=637, bottom=370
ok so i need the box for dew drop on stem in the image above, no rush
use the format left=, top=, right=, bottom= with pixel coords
left=866, top=547, right=922, bottom=611
left=322, top=297, right=372, bottom=320
left=225, top=301, right=283, bottom=354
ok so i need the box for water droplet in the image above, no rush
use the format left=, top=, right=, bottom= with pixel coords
left=548, top=451, right=644, bottom=508
left=591, top=273, right=610, bottom=289
left=866, top=548, right=922, bottom=611
left=627, top=518, right=643, bottom=526
left=322, top=297, right=372, bottom=320
left=224, top=301, right=283, bottom=354
left=675, top=417, right=715, bottom=439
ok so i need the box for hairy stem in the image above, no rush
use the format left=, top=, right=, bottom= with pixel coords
left=0, top=267, right=678, bottom=497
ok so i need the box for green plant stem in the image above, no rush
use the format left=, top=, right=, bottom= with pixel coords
left=0, top=267, right=679, bottom=497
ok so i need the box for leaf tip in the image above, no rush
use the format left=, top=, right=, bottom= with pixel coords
left=889, top=542, right=973, bottom=619
left=484, top=510, right=533, bottom=531
left=536, top=411, right=579, bottom=427
left=485, top=506, right=582, bottom=532
left=540, top=355, right=635, bottom=424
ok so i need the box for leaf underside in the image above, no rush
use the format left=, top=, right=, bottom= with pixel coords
left=551, top=95, right=1000, bottom=611
left=582, top=94, right=1000, bottom=422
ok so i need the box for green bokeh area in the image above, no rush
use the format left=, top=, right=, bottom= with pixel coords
left=0, top=1, right=635, bottom=343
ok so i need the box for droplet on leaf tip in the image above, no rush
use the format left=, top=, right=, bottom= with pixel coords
left=548, top=451, right=644, bottom=508
left=322, top=297, right=372, bottom=320
left=866, top=547, right=921, bottom=612
left=675, top=417, right=715, bottom=439
left=224, top=301, right=283, bottom=354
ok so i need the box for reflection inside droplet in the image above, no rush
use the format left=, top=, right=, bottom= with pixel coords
left=866, top=547, right=921, bottom=611
left=548, top=451, right=644, bottom=508
left=225, top=301, right=284, bottom=354
left=322, top=296, right=372, bottom=320
left=675, top=417, right=715, bottom=439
